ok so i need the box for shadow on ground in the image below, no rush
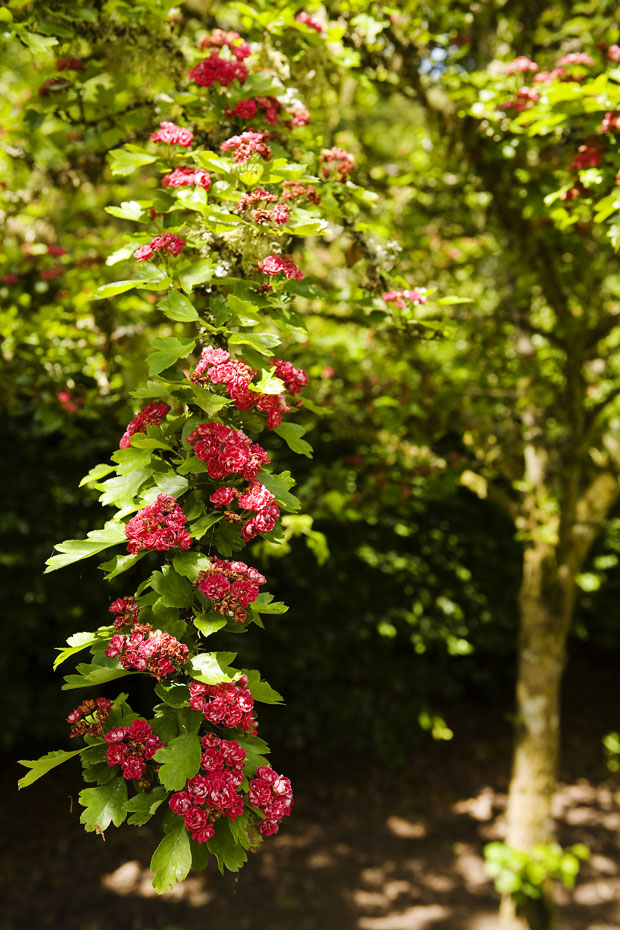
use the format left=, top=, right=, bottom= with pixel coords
left=3, top=702, right=619, bottom=930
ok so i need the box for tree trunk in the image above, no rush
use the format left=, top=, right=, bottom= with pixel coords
left=499, top=542, right=575, bottom=930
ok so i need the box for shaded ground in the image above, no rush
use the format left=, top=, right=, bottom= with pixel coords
left=3, top=690, right=620, bottom=930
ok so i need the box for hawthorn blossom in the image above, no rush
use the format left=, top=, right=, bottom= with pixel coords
left=256, top=254, right=303, bottom=280
left=505, top=56, right=538, bottom=74
left=220, top=130, right=272, bottom=162
left=134, top=234, right=186, bottom=262
left=188, top=53, right=248, bottom=88
left=195, top=559, right=266, bottom=622
left=161, top=166, right=212, bottom=190
left=186, top=421, right=271, bottom=481
left=248, top=764, right=294, bottom=835
left=295, top=12, right=324, bottom=34
left=150, top=121, right=194, bottom=147
left=119, top=402, right=170, bottom=449
left=168, top=733, right=247, bottom=842
left=320, top=146, right=355, bottom=181
left=124, top=495, right=192, bottom=554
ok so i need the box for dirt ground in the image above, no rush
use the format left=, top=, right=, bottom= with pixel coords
left=3, top=693, right=620, bottom=930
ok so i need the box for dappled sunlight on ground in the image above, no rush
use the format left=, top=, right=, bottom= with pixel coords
left=4, top=730, right=620, bottom=930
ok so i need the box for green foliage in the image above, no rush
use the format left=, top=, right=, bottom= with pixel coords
left=79, top=778, right=128, bottom=833
left=150, top=819, right=192, bottom=894
left=484, top=841, right=590, bottom=904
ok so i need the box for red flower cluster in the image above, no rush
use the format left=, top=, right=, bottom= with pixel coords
left=38, top=77, right=70, bottom=95
left=295, top=11, right=324, bottom=34
left=500, top=86, right=540, bottom=112
left=533, top=68, right=565, bottom=83
left=210, top=482, right=280, bottom=541
left=227, top=95, right=282, bottom=125
left=104, top=720, right=164, bottom=781
left=272, top=357, right=309, bottom=396
left=168, top=733, right=247, bottom=843
left=150, top=121, right=194, bottom=147
left=56, top=58, right=84, bottom=71
left=109, top=596, right=141, bottom=631
left=134, top=233, right=186, bottom=262
left=186, top=421, right=270, bottom=480
left=287, top=105, right=311, bottom=127
left=254, top=204, right=290, bottom=225
left=188, top=677, right=256, bottom=732
left=162, top=166, right=212, bottom=190
left=257, top=254, right=303, bottom=279
left=248, top=765, right=293, bottom=836
left=281, top=180, right=321, bottom=204
left=198, top=29, right=251, bottom=61
left=561, top=180, right=589, bottom=202
left=47, top=244, right=67, bottom=256
left=601, top=112, right=620, bottom=133
left=188, top=54, right=248, bottom=88
left=556, top=52, right=594, bottom=67
left=235, top=189, right=277, bottom=212
left=191, top=347, right=307, bottom=429
left=570, top=144, right=602, bottom=172
left=124, top=495, right=192, bottom=554
left=505, top=56, right=538, bottom=74
left=119, top=401, right=170, bottom=450
left=67, top=697, right=113, bottom=739
left=57, top=390, right=80, bottom=413
left=221, top=130, right=272, bottom=162
left=609, top=45, right=620, bottom=62
left=195, top=558, right=266, bottom=622
left=105, top=623, right=189, bottom=680
left=382, top=289, right=427, bottom=309
left=320, top=146, right=355, bottom=181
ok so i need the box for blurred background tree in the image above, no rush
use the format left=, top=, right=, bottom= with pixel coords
left=4, top=1, right=620, bottom=927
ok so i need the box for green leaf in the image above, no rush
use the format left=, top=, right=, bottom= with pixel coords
left=98, top=551, right=146, bottom=580
left=260, top=470, right=301, bottom=512
left=151, top=565, right=195, bottom=608
left=18, top=748, right=83, bottom=789
left=109, top=148, right=156, bottom=176
left=207, top=819, right=248, bottom=874
left=79, top=778, right=128, bottom=832
left=179, top=260, right=215, bottom=293
left=150, top=819, right=192, bottom=893
left=189, top=651, right=237, bottom=684
left=194, top=614, right=227, bottom=637
left=172, top=551, right=211, bottom=580
left=79, top=463, right=116, bottom=487
left=274, top=422, right=313, bottom=457
left=129, top=435, right=174, bottom=451
left=158, top=291, right=201, bottom=323
left=153, top=732, right=202, bottom=791
left=227, top=294, right=262, bottom=327
left=191, top=385, right=231, bottom=416
left=252, top=592, right=288, bottom=614
left=235, top=733, right=271, bottom=778
left=53, top=631, right=102, bottom=670
left=228, top=331, right=281, bottom=356
left=45, top=521, right=127, bottom=573
left=147, top=336, right=196, bottom=375
left=243, top=669, right=284, bottom=704
left=62, top=662, right=133, bottom=690
left=154, top=681, right=190, bottom=708
left=189, top=511, right=223, bottom=540
left=123, top=787, right=168, bottom=826
left=93, top=279, right=150, bottom=299
left=105, top=201, right=145, bottom=221
left=250, top=368, right=285, bottom=395
left=18, top=29, right=58, bottom=53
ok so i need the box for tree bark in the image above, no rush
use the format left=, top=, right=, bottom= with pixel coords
left=499, top=540, right=575, bottom=930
